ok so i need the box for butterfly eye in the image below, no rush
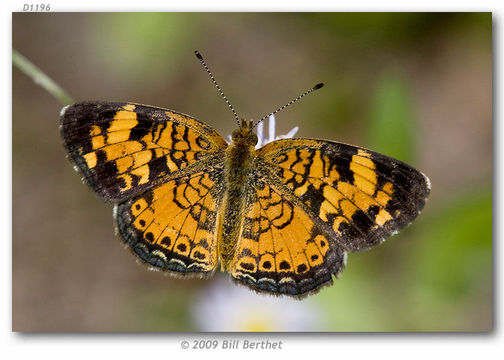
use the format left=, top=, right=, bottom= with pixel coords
left=249, top=133, right=258, bottom=146
left=232, top=132, right=240, bottom=142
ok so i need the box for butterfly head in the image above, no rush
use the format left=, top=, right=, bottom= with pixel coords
left=231, top=119, right=258, bottom=147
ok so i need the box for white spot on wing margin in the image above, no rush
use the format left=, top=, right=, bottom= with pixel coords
left=60, top=105, right=70, bottom=117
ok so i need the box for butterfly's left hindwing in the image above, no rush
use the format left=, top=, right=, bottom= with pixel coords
left=60, top=102, right=227, bottom=202
left=115, top=167, right=225, bottom=276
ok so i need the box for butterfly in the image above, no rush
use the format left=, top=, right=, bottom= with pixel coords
left=60, top=51, right=430, bottom=298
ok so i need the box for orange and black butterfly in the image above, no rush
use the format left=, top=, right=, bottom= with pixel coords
left=60, top=51, right=430, bottom=298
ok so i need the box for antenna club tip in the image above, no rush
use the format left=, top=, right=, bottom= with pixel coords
left=313, top=83, right=324, bottom=90
left=194, top=50, right=203, bottom=60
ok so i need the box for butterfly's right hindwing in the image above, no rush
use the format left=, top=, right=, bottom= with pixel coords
left=60, top=102, right=227, bottom=202
left=229, top=176, right=346, bottom=297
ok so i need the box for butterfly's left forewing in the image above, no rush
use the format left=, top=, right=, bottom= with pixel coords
left=60, top=102, right=227, bottom=202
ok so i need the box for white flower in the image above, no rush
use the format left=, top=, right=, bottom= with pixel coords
left=256, top=114, right=299, bottom=148
left=192, top=277, right=323, bottom=332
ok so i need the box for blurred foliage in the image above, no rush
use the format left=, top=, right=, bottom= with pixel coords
left=12, top=12, right=492, bottom=332
left=309, top=12, right=492, bottom=51
left=412, top=188, right=492, bottom=299
left=367, top=71, right=415, bottom=162
left=405, top=187, right=492, bottom=331
left=119, top=289, right=196, bottom=332
left=88, top=13, right=204, bottom=83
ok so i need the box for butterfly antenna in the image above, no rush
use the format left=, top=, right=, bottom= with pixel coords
left=251, top=83, right=324, bottom=130
left=195, top=50, right=240, bottom=126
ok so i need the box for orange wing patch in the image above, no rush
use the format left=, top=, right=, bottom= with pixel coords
left=115, top=168, right=225, bottom=276
left=230, top=179, right=346, bottom=296
left=60, top=102, right=227, bottom=202
left=257, top=139, right=430, bottom=252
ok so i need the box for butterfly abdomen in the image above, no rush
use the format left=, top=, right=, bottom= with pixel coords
left=219, top=133, right=257, bottom=270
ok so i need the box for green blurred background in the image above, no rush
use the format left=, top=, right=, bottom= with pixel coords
left=12, top=13, right=492, bottom=332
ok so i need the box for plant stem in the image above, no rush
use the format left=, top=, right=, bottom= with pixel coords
left=12, top=49, right=74, bottom=105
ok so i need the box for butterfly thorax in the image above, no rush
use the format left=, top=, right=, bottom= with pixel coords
left=219, top=120, right=258, bottom=270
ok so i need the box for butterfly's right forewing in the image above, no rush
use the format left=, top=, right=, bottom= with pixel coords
left=257, top=139, right=430, bottom=252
